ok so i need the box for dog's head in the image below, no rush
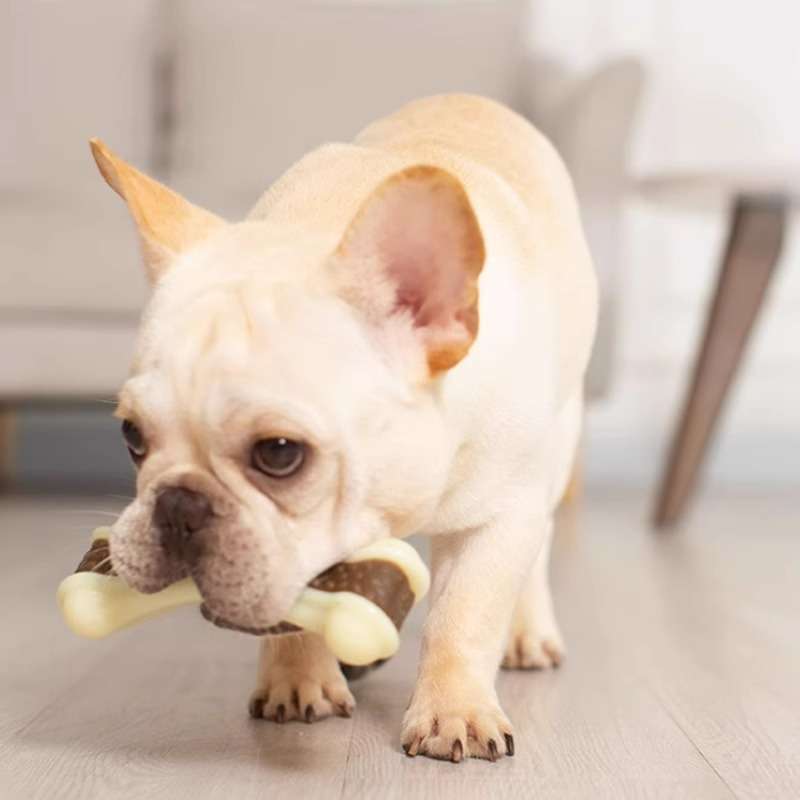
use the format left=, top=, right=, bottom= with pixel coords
left=91, top=140, right=484, bottom=630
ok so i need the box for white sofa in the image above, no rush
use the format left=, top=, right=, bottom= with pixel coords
left=1, top=0, right=641, bottom=405
left=1, top=0, right=156, bottom=400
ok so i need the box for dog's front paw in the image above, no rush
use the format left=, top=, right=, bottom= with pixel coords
left=401, top=683, right=514, bottom=762
left=249, top=633, right=355, bottom=724
left=502, top=626, right=565, bottom=670
left=248, top=676, right=354, bottom=724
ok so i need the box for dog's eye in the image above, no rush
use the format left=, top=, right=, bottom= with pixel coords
left=252, top=437, right=305, bottom=478
left=121, top=420, right=147, bottom=461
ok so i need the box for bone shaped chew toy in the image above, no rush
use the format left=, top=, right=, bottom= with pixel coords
left=57, top=527, right=429, bottom=667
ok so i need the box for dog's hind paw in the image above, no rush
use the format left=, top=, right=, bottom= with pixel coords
left=501, top=628, right=565, bottom=670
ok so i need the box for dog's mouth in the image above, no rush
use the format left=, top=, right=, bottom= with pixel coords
left=198, top=603, right=300, bottom=636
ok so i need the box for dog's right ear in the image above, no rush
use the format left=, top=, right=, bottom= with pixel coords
left=89, top=139, right=225, bottom=282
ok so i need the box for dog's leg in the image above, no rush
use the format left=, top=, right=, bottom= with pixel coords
left=401, top=504, right=548, bottom=762
left=249, top=632, right=355, bottom=724
left=501, top=518, right=565, bottom=670
left=497, top=391, right=579, bottom=671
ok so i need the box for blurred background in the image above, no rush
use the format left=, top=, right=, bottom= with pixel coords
left=1, top=0, right=798, bottom=519
left=3, top=5, right=800, bottom=794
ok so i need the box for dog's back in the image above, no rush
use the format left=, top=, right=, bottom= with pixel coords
left=356, top=93, right=578, bottom=231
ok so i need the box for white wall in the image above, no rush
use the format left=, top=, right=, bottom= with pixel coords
left=530, top=0, right=800, bottom=487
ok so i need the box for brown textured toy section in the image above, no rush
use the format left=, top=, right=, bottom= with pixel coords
left=311, top=559, right=415, bottom=676
left=76, top=537, right=116, bottom=575
left=309, top=559, right=415, bottom=630
left=74, top=538, right=416, bottom=671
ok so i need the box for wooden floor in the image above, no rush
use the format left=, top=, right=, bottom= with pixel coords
left=1, top=490, right=798, bottom=799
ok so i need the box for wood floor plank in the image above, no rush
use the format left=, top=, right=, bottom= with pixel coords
left=0, top=499, right=130, bottom=742
left=338, top=505, right=731, bottom=800
left=2, top=613, right=353, bottom=800
left=0, top=498, right=351, bottom=799
left=2, top=491, right=798, bottom=799
left=570, top=491, right=800, bottom=800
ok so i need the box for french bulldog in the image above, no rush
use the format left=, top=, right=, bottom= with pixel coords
left=93, top=94, right=596, bottom=762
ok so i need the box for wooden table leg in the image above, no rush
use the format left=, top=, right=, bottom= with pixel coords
left=0, top=407, right=16, bottom=490
left=652, top=194, right=788, bottom=529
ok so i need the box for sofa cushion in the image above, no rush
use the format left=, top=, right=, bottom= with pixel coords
left=170, top=0, right=526, bottom=200
left=0, top=192, right=149, bottom=313
left=1, top=0, right=160, bottom=195
left=0, top=319, right=137, bottom=399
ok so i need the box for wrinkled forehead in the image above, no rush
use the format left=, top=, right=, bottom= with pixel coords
left=119, top=280, right=381, bottom=431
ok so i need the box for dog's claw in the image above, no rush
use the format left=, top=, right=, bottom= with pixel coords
left=504, top=733, right=515, bottom=757
left=451, top=739, right=464, bottom=763
left=335, top=701, right=352, bottom=718
left=248, top=697, right=264, bottom=719
left=304, top=704, right=315, bottom=724
left=487, top=739, right=499, bottom=762
left=403, top=737, right=421, bottom=757
left=275, top=704, right=286, bottom=724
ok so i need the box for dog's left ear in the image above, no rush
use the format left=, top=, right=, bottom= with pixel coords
left=89, top=139, right=224, bottom=282
left=334, top=166, right=485, bottom=374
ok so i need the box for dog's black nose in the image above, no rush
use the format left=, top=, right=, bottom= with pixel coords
left=154, top=487, right=212, bottom=561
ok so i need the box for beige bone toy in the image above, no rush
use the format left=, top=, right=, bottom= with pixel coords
left=58, top=527, right=429, bottom=666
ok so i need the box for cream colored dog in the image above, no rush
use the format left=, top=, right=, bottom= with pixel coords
left=93, top=94, right=596, bottom=762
